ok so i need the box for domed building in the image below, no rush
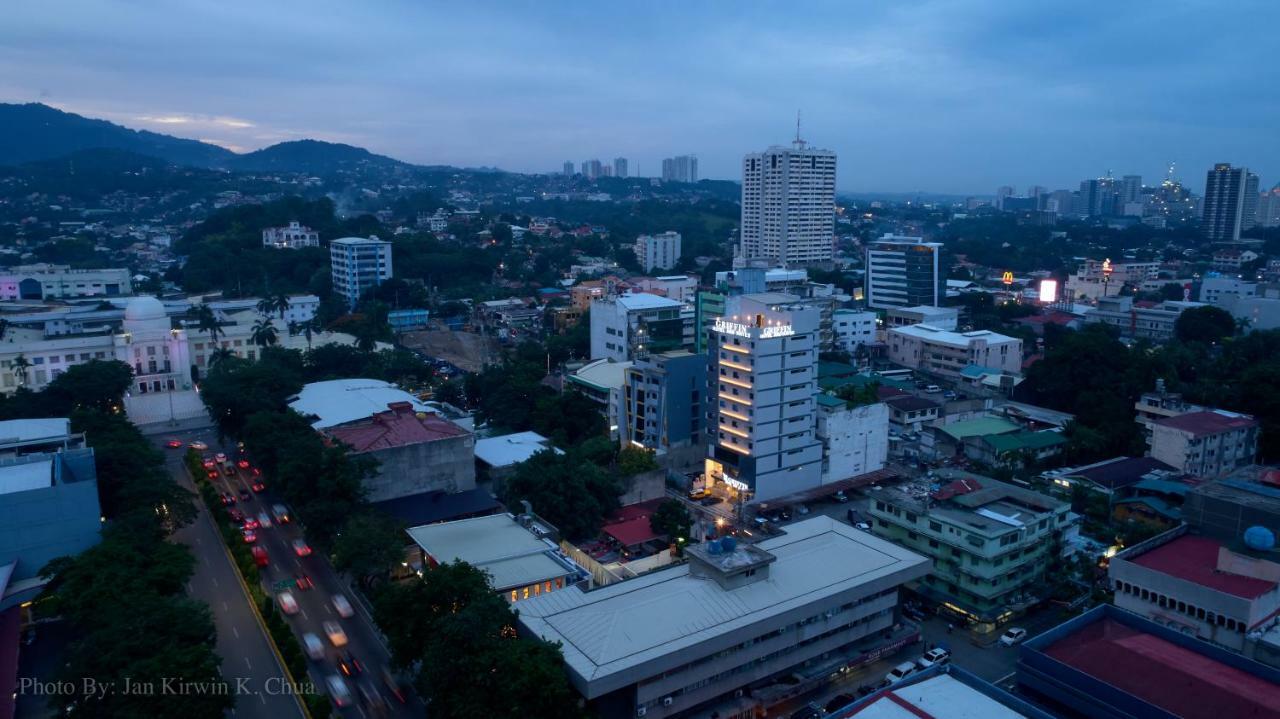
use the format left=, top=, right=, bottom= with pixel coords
left=113, top=295, right=193, bottom=395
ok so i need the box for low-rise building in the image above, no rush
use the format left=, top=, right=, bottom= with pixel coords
left=590, top=292, right=691, bottom=363
left=474, top=430, right=560, bottom=485
left=828, top=666, right=1055, bottom=719
left=883, top=394, right=941, bottom=431
left=868, top=471, right=1073, bottom=629
left=621, top=350, right=706, bottom=460
left=884, top=305, right=959, bottom=331
left=1083, top=296, right=1206, bottom=342
left=1050, top=456, right=1179, bottom=496
left=261, top=221, right=320, bottom=249
left=1182, top=465, right=1280, bottom=544
left=1110, top=529, right=1280, bottom=657
left=832, top=309, right=877, bottom=356
left=887, top=325, right=1022, bottom=380
left=1065, top=259, right=1160, bottom=300
left=0, top=264, right=131, bottom=300
left=406, top=512, right=586, bottom=604
left=815, top=396, right=889, bottom=483
left=517, top=517, right=929, bottom=719
left=1150, top=410, right=1258, bottom=478
left=567, top=358, right=632, bottom=441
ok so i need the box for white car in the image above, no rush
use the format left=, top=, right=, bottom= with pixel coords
left=257, top=512, right=272, bottom=528
left=331, top=594, right=354, bottom=618
left=277, top=590, right=299, bottom=615
left=999, top=627, right=1028, bottom=646
left=922, top=647, right=951, bottom=665
left=323, top=620, right=348, bottom=647
left=883, top=661, right=917, bottom=686
left=326, top=674, right=352, bottom=707
left=188, top=441, right=208, bottom=451
left=302, top=632, right=325, bottom=660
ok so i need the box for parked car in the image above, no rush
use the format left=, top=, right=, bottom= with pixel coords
left=882, top=661, right=917, bottom=686
left=826, top=693, right=856, bottom=713
left=833, top=490, right=849, bottom=503
left=925, top=385, right=942, bottom=393
left=332, top=594, right=355, bottom=618
left=944, top=390, right=958, bottom=400
left=302, top=633, right=325, bottom=660
left=687, top=488, right=712, bottom=501
left=922, top=647, right=951, bottom=665
left=999, top=627, right=1028, bottom=646
left=855, top=521, right=872, bottom=531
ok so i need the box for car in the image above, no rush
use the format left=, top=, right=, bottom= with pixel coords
left=257, top=512, right=272, bottom=528
left=272, top=503, right=290, bottom=524
left=331, top=594, right=354, bottom=618
left=302, top=633, right=325, bottom=660
left=833, top=490, right=849, bottom=503
left=922, top=647, right=951, bottom=665
left=698, top=495, right=720, bottom=506
left=277, top=590, right=299, bottom=615
left=251, top=546, right=269, bottom=567
left=202, top=458, right=216, bottom=469
left=999, top=627, right=1028, bottom=646
left=795, top=504, right=810, bottom=515
left=251, top=479, right=266, bottom=492
left=292, top=538, right=312, bottom=557
left=826, top=694, right=856, bottom=713
left=323, top=621, right=348, bottom=647
left=222, top=465, right=235, bottom=477
left=242, top=529, right=257, bottom=544
left=219, top=492, right=236, bottom=506
left=214, top=452, right=227, bottom=463
left=238, top=488, right=250, bottom=500
left=687, top=488, right=712, bottom=501
left=295, top=573, right=314, bottom=590
left=166, top=439, right=183, bottom=449
left=188, top=441, right=208, bottom=451
left=206, top=469, right=220, bottom=480
left=381, top=668, right=407, bottom=704
left=790, top=703, right=823, bottom=719
left=242, top=516, right=260, bottom=530
left=882, top=661, right=917, bottom=686
left=228, top=508, right=245, bottom=523
left=925, top=384, right=942, bottom=393
left=237, top=459, right=250, bottom=469
left=943, top=390, right=958, bottom=400
left=326, top=674, right=352, bottom=707
left=337, top=651, right=363, bottom=677
left=358, top=684, right=389, bottom=717
left=854, top=521, right=872, bottom=531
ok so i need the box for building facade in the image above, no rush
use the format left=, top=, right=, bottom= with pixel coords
left=330, top=236, right=392, bottom=310
left=832, top=309, right=877, bottom=356
left=589, top=293, right=691, bottom=363
left=634, top=231, right=682, bottom=272
left=887, top=325, right=1022, bottom=379
left=0, top=264, right=131, bottom=301
left=1082, top=296, right=1206, bottom=341
left=704, top=294, right=823, bottom=501
left=740, top=141, right=837, bottom=266
left=864, top=236, right=943, bottom=309
left=1203, top=163, right=1260, bottom=242
left=884, top=305, right=959, bottom=331
left=661, top=155, right=698, bottom=183
left=261, top=221, right=320, bottom=249
left=1065, top=259, right=1161, bottom=300
left=816, top=396, right=889, bottom=482
left=1149, top=410, right=1258, bottom=477
left=621, top=350, right=706, bottom=456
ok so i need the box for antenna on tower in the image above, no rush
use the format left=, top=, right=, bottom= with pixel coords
left=794, top=110, right=805, bottom=148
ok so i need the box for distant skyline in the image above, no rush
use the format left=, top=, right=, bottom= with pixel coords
left=3, top=1, right=1278, bottom=194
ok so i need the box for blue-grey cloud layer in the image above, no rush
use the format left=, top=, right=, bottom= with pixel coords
left=3, top=0, right=1277, bottom=194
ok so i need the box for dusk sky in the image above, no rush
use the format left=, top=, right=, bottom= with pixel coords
left=3, top=0, right=1278, bottom=194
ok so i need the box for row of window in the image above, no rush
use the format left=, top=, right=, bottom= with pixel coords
left=1114, top=580, right=1246, bottom=633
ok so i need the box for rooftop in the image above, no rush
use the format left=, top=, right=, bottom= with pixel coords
left=324, top=402, right=468, bottom=453
left=1126, top=534, right=1277, bottom=599
left=884, top=395, right=942, bottom=413
left=0, top=418, right=71, bottom=449
left=473, top=430, right=559, bottom=469
left=983, top=431, right=1067, bottom=454
left=1155, top=409, right=1258, bottom=437
left=835, top=672, right=1031, bottom=719
left=889, top=305, right=959, bottom=317
left=1037, top=613, right=1280, bottom=719
left=0, top=460, right=52, bottom=495
left=938, top=417, right=1020, bottom=442
left=406, top=513, right=573, bottom=592
left=288, top=379, right=429, bottom=429
left=568, top=358, right=632, bottom=392
left=1064, top=456, right=1177, bottom=490
left=613, top=292, right=681, bottom=311
left=890, top=324, right=1019, bottom=347
left=516, top=517, right=929, bottom=696
left=369, top=487, right=500, bottom=527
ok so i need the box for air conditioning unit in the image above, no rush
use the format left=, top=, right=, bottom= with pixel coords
left=636, top=707, right=647, bottom=717
left=735, top=689, right=745, bottom=699
left=663, top=697, right=674, bottom=707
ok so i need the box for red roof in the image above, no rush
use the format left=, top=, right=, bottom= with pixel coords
left=932, top=478, right=982, bottom=501
left=1044, top=617, right=1280, bottom=719
left=1155, top=410, right=1257, bottom=437
left=603, top=516, right=660, bottom=547
left=325, top=402, right=468, bottom=453
left=1130, top=535, right=1277, bottom=599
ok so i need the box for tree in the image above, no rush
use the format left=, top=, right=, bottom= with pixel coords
left=373, top=561, right=501, bottom=669
left=502, top=450, right=621, bottom=541
left=1174, top=305, right=1236, bottom=345
left=40, top=359, right=134, bottom=414
left=649, top=499, right=692, bottom=543
left=208, top=347, right=235, bottom=366
left=617, top=445, right=658, bottom=476
left=250, top=318, right=279, bottom=347
left=257, top=292, right=291, bottom=321
left=189, top=304, right=224, bottom=346
left=12, top=354, right=30, bottom=387
left=332, top=510, right=405, bottom=589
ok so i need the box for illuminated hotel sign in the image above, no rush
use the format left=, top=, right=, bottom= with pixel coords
left=723, top=477, right=750, bottom=492
left=713, top=319, right=795, bottom=339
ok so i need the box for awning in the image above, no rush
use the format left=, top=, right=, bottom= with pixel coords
left=603, top=516, right=661, bottom=547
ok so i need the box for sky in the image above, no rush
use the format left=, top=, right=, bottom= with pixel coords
left=3, top=0, right=1278, bottom=195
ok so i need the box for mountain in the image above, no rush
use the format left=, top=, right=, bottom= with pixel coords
left=227, top=139, right=404, bottom=174
left=0, top=102, right=235, bottom=167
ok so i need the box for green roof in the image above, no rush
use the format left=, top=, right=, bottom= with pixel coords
left=1129, top=478, right=1190, bottom=496
left=940, top=417, right=1021, bottom=441
left=817, top=361, right=860, bottom=379
left=985, top=430, right=1067, bottom=454
left=1114, top=495, right=1182, bottom=521
left=817, top=371, right=913, bottom=393
left=815, top=394, right=848, bottom=409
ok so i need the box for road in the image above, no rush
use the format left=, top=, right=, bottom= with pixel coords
left=163, top=426, right=307, bottom=719
left=160, top=428, right=424, bottom=718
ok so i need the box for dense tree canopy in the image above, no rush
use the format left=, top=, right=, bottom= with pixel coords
left=502, top=449, right=622, bottom=542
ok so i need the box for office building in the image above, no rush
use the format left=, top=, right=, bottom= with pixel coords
left=885, top=305, right=959, bottom=331
left=517, top=517, right=930, bottom=719
left=1110, top=527, right=1280, bottom=657
left=1065, top=259, right=1160, bottom=300
left=1259, top=184, right=1280, bottom=228
left=739, top=140, right=837, bottom=266
left=634, top=231, right=682, bottom=272
left=816, top=395, right=888, bottom=482
left=1149, top=410, right=1258, bottom=477
left=621, top=350, right=706, bottom=458
left=864, top=235, right=943, bottom=309
left=1079, top=176, right=1119, bottom=217
left=613, top=157, right=628, bottom=179
left=330, top=236, right=392, bottom=310
left=590, top=292, right=691, bottom=363
left=661, top=155, right=697, bottom=183
left=1203, top=163, right=1261, bottom=242
left=1200, top=276, right=1258, bottom=306
left=1018, top=604, right=1280, bottom=719
left=1082, top=296, right=1206, bottom=341
left=868, top=471, right=1072, bottom=628
left=0, top=418, right=100, bottom=609
left=0, top=264, right=131, bottom=301
left=704, top=294, right=822, bottom=501
left=1120, top=174, right=1143, bottom=204
left=887, top=325, right=1022, bottom=380
left=581, top=159, right=604, bottom=180
left=994, top=185, right=1015, bottom=210
left=261, top=221, right=320, bottom=249
left=563, top=160, right=575, bottom=176
left=832, top=309, right=877, bottom=356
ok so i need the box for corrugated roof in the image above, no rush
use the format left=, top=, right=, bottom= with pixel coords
left=324, top=402, right=468, bottom=453
left=474, top=431, right=560, bottom=468
left=289, top=379, right=429, bottom=429
left=1156, top=410, right=1257, bottom=438
left=841, top=674, right=1028, bottom=718
left=939, top=418, right=1020, bottom=441
left=984, top=431, right=1066, bottom=453
left=1129, top=535, right=1276, bottom=599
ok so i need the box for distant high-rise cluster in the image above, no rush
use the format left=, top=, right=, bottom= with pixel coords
left=661, top=155, right=698, bottom=183
left=739, top=138, right=836, bottom=266
left=567, top=157, right=628, bottom=180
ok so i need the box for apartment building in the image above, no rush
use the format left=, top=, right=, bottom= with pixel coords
left=1065, top=259, right=1160, bottom=300
left=634, top=231, right=682, bottom=272
left=621, top=350, right=706, bottom=457
left=886, top=325, right=1022, bottom=379
left=261, top=221, right=320, bottom=249
left=0, top=264, right=131, bottom=301
left=1083, top=296, right=1207, bottom=342
left=740, top=141, right=837, bottom=266
left=867, top=472, right=1073, bottom=628
left=1150, top=410, right=1258, bottom=477
left=517, top=517, right=929, bottom=719
left=589, top=292, right=692, bottom=363
left=832, top=309, right=877, bottom=356
left=330, top=236, right=392, bottom=310
left=815, top=395, right=889, bottom=482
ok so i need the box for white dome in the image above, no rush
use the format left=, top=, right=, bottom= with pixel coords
left=124, top=296, right=166, bottom=322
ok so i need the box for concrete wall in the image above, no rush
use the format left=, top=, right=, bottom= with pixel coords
left=618, top=469, right=665, bottom=507
left=362, top=434, right=476, bottom=502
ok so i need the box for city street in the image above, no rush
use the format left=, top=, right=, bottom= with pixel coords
left=159, top=428, right=423, bottom=718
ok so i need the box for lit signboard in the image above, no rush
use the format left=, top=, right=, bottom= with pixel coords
left=1039, top=279, right=1058, bottom=303
left=723, top=477, right=750, bottom=492
left=1002, top=271, right=1014, bottom=286
left=713, top=319, right=751, bottom=338
left=760, top=325, right=794, bottom=339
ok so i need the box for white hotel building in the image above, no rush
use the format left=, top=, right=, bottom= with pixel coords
left=739, top=140, right=837, bottom=266
left=705, top=294, right=823, bottom=501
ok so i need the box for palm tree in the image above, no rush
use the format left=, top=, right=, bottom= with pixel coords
left=300, top=318, right=321, bottom=350
left=12, top=354, right=30, bottom=387
left=208, top=348, right=235, bottom=367
left=250, top=319, right=279, bottom=348
left=190, top=304, right=224, bottom=347
left=258, top=293, right=291, bottom=322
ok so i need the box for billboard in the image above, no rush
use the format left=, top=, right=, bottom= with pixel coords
left=1039, top=279, right=1058, bottom=303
